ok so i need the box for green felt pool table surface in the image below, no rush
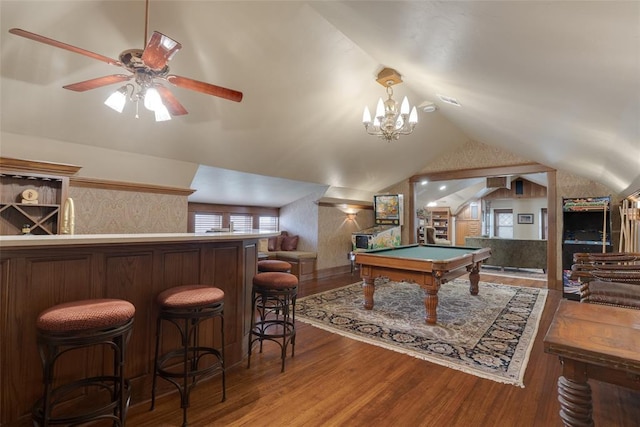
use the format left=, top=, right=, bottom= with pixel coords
left=363, top=244, right=482, bottom=261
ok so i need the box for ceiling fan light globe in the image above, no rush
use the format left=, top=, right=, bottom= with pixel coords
left=104, top=89, right=126, bottom=113
left=144, top=87, right=164, bottom=111
left=154, top=104, right=171, bottom=122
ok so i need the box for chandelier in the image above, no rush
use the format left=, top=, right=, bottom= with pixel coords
left=362, top=68, right=418, bottom=142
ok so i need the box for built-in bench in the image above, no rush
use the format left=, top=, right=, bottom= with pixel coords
left=261, top=250, right=317, bottom=281
left=465, top=236, right=547, bottom=271
left=258, top=234, right=317, bottom=281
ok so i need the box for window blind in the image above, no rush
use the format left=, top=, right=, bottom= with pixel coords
left=230, top=214, right=253, bottom=232
left=194, top=213, right=223, bottom=232
left=259, top=216, right=279, bottom=232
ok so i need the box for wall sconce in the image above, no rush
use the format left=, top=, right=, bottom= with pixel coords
left=346, top=213, right=357, bottom=221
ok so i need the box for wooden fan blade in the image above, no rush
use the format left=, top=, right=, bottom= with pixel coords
left=166, top=75, right=243, bottom=102
left=63, top=74, right=132, bottom=92
left=141, top=31, right=182, bottom=71
left=9, top=28, right=122, bottom=67
left=155, top=85, right=188, bottom=116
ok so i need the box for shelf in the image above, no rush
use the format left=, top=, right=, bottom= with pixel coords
left=0, top=203, right=60, bottom=235
left=0, top=169, right=69, bottom=236
left=418, top=207, right=451, bottom=242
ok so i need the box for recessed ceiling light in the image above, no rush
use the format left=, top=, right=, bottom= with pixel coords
left=436, top=94, right=461, bottom=107
left=439, top=185, right=447, bottom=191
left=418, top=101, right=437, bottom=113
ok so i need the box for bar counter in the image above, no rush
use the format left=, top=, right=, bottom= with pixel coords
left=0, top=231, right=277, bottom=426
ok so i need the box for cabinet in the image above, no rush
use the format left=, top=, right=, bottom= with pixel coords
left=0, top=171, right=69, bottom=235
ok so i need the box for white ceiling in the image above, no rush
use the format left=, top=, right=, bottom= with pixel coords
left=1, top=1, right=639, bottom=207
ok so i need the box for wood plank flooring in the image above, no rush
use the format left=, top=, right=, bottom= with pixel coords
left=125, top=272, right=640, bottom=426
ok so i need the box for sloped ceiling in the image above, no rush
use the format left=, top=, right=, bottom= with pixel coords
left=1, top=1, right=638, bottom=207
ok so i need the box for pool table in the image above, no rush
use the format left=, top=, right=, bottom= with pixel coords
left=355, top=244, right=492, bottom=324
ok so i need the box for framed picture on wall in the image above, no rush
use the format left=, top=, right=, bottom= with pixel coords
left=518, top=213, right=534, bottom=224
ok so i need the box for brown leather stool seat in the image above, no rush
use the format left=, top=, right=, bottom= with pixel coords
left=258, top=259, right=292, bottom=272
left=248, top=272, right=298, bottom=372
left=151, top=285, right=225, bottom=427
left=33, top=299, right=135, bottom=426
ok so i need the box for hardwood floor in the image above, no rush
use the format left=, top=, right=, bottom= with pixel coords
left=125, top=271, right=640, bottom=427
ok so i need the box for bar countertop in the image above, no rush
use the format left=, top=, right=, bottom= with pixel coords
left=0, top=230, right=279, bottom=249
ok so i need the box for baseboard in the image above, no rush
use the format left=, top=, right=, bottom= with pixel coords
left=305, top=264, right=355, bottom=282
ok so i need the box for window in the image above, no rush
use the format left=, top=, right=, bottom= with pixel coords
left=194, top=213, right=222, bottom=232
left=230, top=214, right=253, bottom=232
left=494, top=209, right=513, bottom=238
left=259, top=216, right=279, bottom=232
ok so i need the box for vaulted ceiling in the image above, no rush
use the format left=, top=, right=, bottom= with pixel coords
left=1, top=1, right=638, bottom=207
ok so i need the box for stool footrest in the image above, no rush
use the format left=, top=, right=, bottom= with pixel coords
left=33, top=377, right=131, bottom=426
left=251, top=320, right=296, bottom=339
left=156, top=346, right=224, bottom=380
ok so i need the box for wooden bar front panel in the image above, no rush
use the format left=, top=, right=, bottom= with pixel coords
left=0, top=238, right=257, bottom=425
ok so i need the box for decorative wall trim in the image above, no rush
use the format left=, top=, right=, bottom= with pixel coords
left=71, top=177, right=194, bottom=196
left=0, top=156, right=81, bottom=176
left=410, top=163, right=554, bottom=183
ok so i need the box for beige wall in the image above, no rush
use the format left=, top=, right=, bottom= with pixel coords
left=279, top=191, right=322, bottom=252
left=317, top=206, right=375, bottom=270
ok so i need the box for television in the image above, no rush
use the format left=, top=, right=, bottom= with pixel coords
left=374, top=194, right=403, bottom=226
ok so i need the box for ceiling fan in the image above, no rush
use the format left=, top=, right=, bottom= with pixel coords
left=8, top=0, right=243, bottom=120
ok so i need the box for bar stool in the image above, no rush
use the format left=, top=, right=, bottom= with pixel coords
left=32, top=299, right=135, bottom=427
left=151, top=285, right=225, bottom=427
left=248, top=272, right=298, bottom=372
left=258, top=259, right=292, bottom=273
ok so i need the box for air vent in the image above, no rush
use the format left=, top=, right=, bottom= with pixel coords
left=437, top=94, right=461, bottom=107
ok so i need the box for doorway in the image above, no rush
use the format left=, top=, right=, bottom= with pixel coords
left=410, top=164, right=558, bottom=290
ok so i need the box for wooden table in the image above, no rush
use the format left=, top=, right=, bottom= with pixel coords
left=355, top=244, right=491, bottom=324
left=544, top=299, right=640, bottom=426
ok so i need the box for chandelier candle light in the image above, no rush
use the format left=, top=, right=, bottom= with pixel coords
left=363, top=68, right=418, bottom=142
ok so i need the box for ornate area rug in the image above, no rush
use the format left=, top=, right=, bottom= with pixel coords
left=297, top=279, right=547, bottom=387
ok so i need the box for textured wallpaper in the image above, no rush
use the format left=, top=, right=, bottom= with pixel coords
left=69, top=186, right=188, bottom=234
left=279, top=190, right=323, bottom=251
left=317, top=206, right=375, bottom=270
left=419, top=140, right=531, bottom=173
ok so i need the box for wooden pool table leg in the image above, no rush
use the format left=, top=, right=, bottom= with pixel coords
left=468, top=262, right=481, bottom=295
left=424, top=290, right=438, bottom=324
left=362, top=277, right=375, bottom=310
